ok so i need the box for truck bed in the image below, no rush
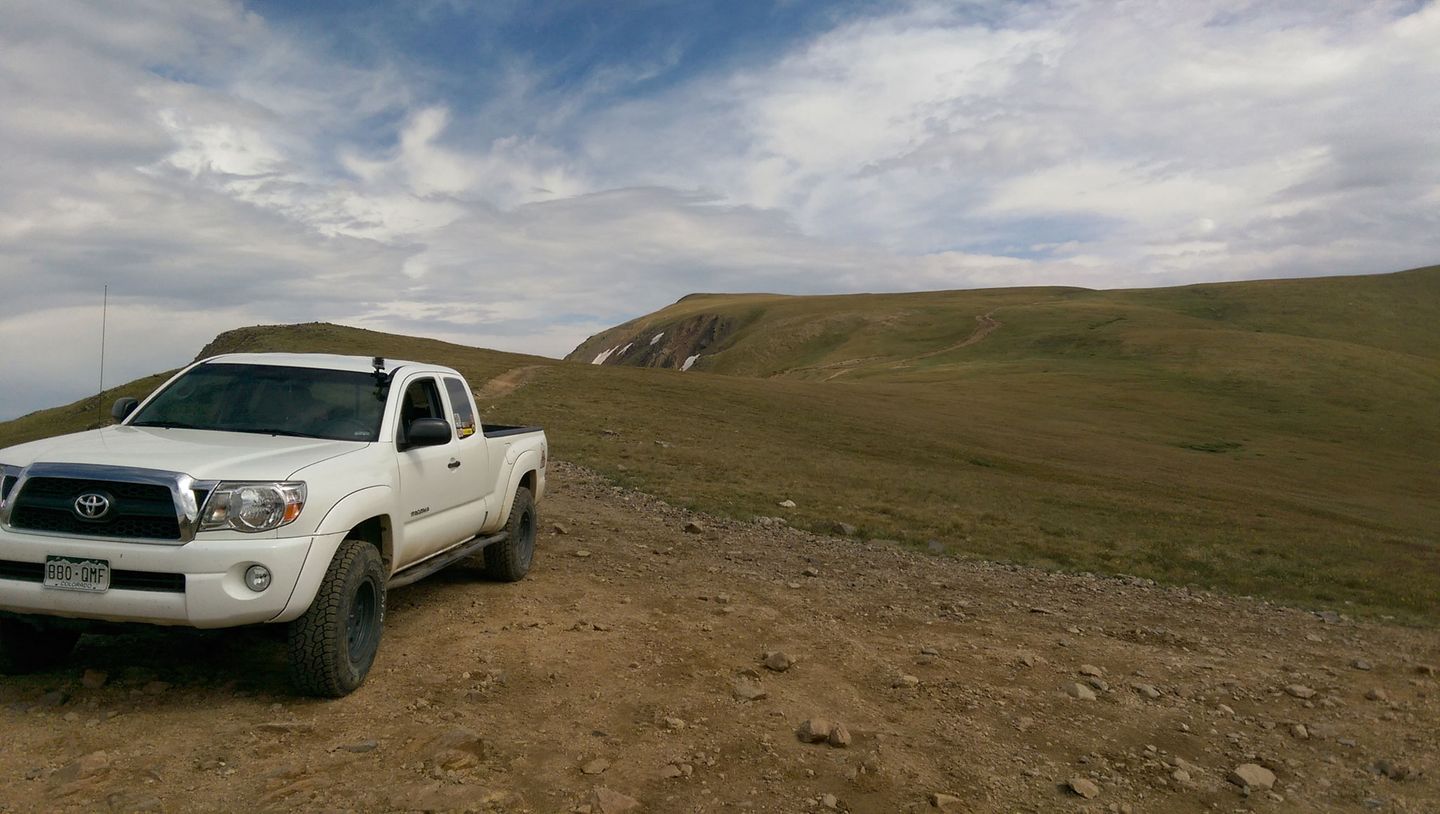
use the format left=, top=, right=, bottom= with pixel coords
left=482, top=424, right=543, bottom=439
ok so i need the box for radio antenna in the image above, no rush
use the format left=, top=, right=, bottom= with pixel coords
left=97, top=284, right=108, bottom=426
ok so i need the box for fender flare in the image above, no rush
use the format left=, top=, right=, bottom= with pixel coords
left=496, top=451, right=542, bottom=524
left=272, top=486, right=394, bottom=623
left=314, top=485, right=394, bottom=539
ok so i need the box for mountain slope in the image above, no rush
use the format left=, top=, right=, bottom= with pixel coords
left=566, top=266, right=1440, bottom=380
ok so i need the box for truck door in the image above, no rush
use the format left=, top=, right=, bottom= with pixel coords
left=393, top=375, right=487, bottom=566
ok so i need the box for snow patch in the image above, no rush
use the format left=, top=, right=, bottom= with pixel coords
left=592, top=346, right=619, bottom=365
left=617, top=343, right=633, bottom=356
left=681, top=354, right=700, bottom=372
left=650, top=332, right=664, bottom=345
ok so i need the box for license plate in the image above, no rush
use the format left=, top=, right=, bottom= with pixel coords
left=42, top=556, right=110, bottom=593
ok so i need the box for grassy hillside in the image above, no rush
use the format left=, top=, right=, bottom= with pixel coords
left=3, top=269, right=1438, bottom=621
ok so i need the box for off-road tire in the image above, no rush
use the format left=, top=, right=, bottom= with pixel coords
left=287, top=539, right=386, bottom=697
left=0, top=617, right=79, bottom=674
left=483, top=486, right=536, bottom=582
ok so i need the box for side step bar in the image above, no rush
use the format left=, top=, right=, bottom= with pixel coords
left=386, top=531, right=507, bottom=589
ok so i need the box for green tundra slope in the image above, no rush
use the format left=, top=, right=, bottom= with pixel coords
left=3, top=269, right=1437, bottom=619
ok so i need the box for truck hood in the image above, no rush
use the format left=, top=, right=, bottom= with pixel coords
left=0, top=426, right=368, bottom=481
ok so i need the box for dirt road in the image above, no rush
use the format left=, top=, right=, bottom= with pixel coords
left=1, top=463, right=1435, bottom=813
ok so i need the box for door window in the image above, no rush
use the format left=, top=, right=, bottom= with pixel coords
left=397, top=378, right=445, bottom=445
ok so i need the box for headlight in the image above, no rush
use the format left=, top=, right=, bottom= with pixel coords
left=200, top=482, right=306, bottom=533
left=0, top=464, right=19, bottom=508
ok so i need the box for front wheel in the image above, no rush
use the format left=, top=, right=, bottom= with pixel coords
left=0, top=617, right=79, bottom=674
left=288, top=539, right=386, bottom=697
left=483, top=486, right=536, bottom=582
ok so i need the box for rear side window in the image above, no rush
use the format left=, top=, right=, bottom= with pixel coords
left=443, top=377, right=477, bottom=439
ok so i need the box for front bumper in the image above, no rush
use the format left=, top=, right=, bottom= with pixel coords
left=0, top=528, right=337, bottom=629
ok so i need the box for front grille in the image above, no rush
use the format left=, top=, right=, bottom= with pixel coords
left=9, top=477, right=181, bottom=541
left=0, top=560, right=185, bottom=593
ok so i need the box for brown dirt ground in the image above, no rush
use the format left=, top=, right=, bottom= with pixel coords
left=0, top=462, right=1436, bottom=813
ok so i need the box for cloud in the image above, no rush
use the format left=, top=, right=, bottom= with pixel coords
left=1, top=0, right=1438, bottom=419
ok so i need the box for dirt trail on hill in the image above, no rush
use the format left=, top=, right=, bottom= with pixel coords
left=816, top=311, right=1004, bottom=380
left=913, top=310, right=1003, bottom=359
left=1, top=462, right=1437, bottom=813
left=473, top=365, right=545, bottom=405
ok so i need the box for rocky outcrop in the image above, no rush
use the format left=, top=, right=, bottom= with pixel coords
left=567, top=312, right=735, bottom=372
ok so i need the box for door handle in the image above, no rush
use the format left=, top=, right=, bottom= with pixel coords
left=447, top=459, right=462, bottom=470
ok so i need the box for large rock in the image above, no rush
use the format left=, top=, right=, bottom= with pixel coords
left=1064, top=682, right=1097, bottom=701
left=797, top=718, right=834, bottom=743
left=732, top=678, right=767, bottom=701
left=1228, top=763, right=1276, bottom=791
left=762, top=651, right=796, bottom=672
left=1067, top=777, right=1101, bottom=799
left=50, top=751, right=110, bottom=787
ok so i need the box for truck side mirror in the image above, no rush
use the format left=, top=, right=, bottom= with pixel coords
left=404, top=417, right=452, bottom=449
left=111, top=397, right=139, bottom=422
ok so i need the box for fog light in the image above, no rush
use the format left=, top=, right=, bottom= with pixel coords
left=244, top=565, right=271, bottom=593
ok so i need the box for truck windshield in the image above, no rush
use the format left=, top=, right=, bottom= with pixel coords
left=129, top=363, right=385, bottom=442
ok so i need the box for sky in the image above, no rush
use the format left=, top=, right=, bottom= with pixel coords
left=1, top=0, right=1438, bottom=420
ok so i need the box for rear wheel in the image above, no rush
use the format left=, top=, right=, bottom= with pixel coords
left=483, top=486, right=536, bottom=582
left=288, top=539, right=386, bottom=697
left=0, top=617, right=79, bottom=674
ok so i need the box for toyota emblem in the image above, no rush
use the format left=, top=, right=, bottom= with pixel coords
left=73, top=492, right=114, bottom=521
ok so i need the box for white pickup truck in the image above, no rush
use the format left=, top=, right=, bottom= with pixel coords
left=0, top=352, right=546, bottom=696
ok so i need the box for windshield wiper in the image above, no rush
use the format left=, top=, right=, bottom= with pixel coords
left=230, top=427, right=320, bottom=439
left=130, top=420, right=209, bottom=430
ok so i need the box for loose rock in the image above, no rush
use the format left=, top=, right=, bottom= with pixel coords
left=778, top=499, right=797, bottom=509
left=1228, top=763, right=1276, bottom=791
left=731, top=677, right=767, bottom=701
left=50, top=751, right=110, bottom=786
left=831, top=522, right=858, bottom=537
left=683, top=521, right=705, bottom=534
left=762, top=651, right=795, bottom=672
left=828, top=722, right=852, bottom=748
left=80, top=670, right=108, bottom=690
left=582, top=758, right=611, bottom=775
left=1068, top=777, right=1101, bottom=799
left=1065, top=682, right=1097, bottom=701
left=1132, top=683, right=1161, bottom=700
left=591, top=787, right=640, bottom=814
left=1285, top=684, right=1316, bottom=699
left=797, top=718, right=834, bottom=743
